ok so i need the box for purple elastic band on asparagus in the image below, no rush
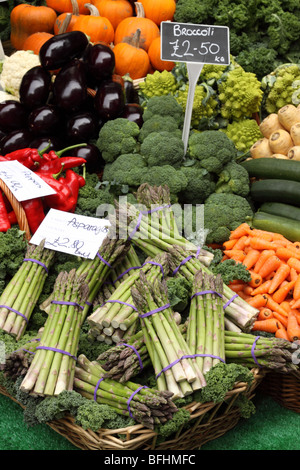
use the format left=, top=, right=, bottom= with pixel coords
left=97, top=253, right=112, bottom=268
left=51, top=300, right=84, bottom=310
left=251, top=336, right=262, bottom=367
left=128, top=204, right=171, bottom=241
left=139, top=303, right=171, bottom=318
left=142, top=260, right=165, bottom=279
left=172, top=247, right=202, bottom=276
left=222, top=293, right=239, bottom=310
left=94, top=377, right=105, bottom=401
left=101, top=299, right=138, bottom=312
left=23, top=258, right=49, bottom=274
left=156, top=354, right=226, bottom=378
left=112, top=265, right=141, bottom=284
left=127, top=385, right=149, bottom=419
left=36, top=346, right=77, bottom=361
left=0, top=305, right=28, bottom=322
left=191, top=290, right=222, bottom=300
left=119, top=342, right=144, bottom=370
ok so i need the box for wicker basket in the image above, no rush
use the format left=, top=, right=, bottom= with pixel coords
left=0, top=178, right=31, bottom=240
left=259, top=370, right=300, bottom=414
left=0, top=368, right=265, bottom=450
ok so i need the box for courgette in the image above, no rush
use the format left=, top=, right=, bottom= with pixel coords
left=241, top=158, right=300, bottom=182
left=259, top=202, right=300, bottom=222
left=250, top=211, right=300, bottom=242
left=250, top=179, right=300, bottom=207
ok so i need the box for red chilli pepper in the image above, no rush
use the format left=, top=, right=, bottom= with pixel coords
left=0, top=191, right=11, bottom=231
left=3, top=148, right=41, bottom=169
left=21, top=198, right=46, bottom=234
left=40, top=174, right=78, bottom=212
left=58, top=169, right=86, bottom=212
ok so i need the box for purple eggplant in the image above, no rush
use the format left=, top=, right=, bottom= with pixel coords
left=120, top=103, right=144, bottom=127
left=28, top=105, right=62, bottom=136
left=86, top=43, right=115, bottom=82
left=69, top=143, right=105, bottom=173
left=19, top=66, right=52, bottom=109
left=29, top=135, right=64, bottom=152
left=0, top=101, right=28, bottom=133
left=52, top=59, right=88, bottom=113
left=39, top=31, right=89, bottom=71
left=0, top=129, right=33, bottom=154
left=94, top=80, right=125, bottom=121
left=66, top=111, right=99, bottom=143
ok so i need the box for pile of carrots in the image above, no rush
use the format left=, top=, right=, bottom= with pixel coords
left=223, top=222, right=300, bottom=342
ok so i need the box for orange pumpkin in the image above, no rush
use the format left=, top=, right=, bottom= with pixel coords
left=114, top=2, right=160, bottom=51
left=22, top=32, right=54, bottom=55
left=148, top=36, right=175, bottom=72
left=113, top=29, right=150, bottom=80
left=139, top=0, right=176, bottom=26
left=10, top=4, right=57, bottom=50
left=71, top=3, right=114, bottom=44
left=91, top=0, right=133, bottom=30
left=53, top=0, right=81, bottom=34
left=46, top=0, right=89, bottom=15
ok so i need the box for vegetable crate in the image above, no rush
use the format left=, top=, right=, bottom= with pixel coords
left=259, top=369, right=300, bottom=414
left=0, top=368, right=265, bottom=451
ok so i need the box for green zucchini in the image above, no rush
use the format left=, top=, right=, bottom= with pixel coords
left=242, top=158, right=300, bottom=182
left=259, top=202, right=300, bottom=222
left=250, top=211, right=300, bottom=242
left=250, top=179, right=300, bottom=207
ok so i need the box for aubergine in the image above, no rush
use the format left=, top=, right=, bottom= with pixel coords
left=0, top=129, right=33, bottom=154
left=86, top=43, right=115, bottom=81
left=0, top=100, right=28, bottom=133
left=52, top=59, right=88, bottom=112
left=94, top=80, right=125, bottom=121
left=28, top=105, right=62, bottom=136
left=66, top=111, right=99, bottom=143
left=39, top=31, right=89, bottom=70
left=121, top=103, right=144, bottom=127
left=69, top=143, right=106, bottom=173
left=19, top=66, right=52, bottom=109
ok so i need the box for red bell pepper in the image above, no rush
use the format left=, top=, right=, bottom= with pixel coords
left=57, top=169, right=86, bottom=212
left=21, top=197, right=46, bottom=234
left=39, top=173, right=78, bottom=212
left=0, top=191, right=11, bottom=232
left=1, top=148, right=42, bottom=170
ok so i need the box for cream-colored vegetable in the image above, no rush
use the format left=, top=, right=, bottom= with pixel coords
left=269, top=129, right=294, bottom=155
left=0, top=50, right=40, bottom=99
left=250, top=138, right=273, bottom=159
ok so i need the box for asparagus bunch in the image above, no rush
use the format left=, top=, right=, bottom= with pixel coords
left=224, top=331, right=299, bottom=373
left=20, top=269, right=89, bottom=396
left=114, top=184, right=214, bottom=266
left=131, top=272, right=207, bottom=399
left=168, top=246, right=259, bottom=332
left=74, top=354, right=178, bottom=430
left=87, top=253, right=170, bottom=343
left=98, top=314, right=186, bottom=383
left=0, top=241, right=55, bottom=340
left=187, top=270, right=225, bottom=375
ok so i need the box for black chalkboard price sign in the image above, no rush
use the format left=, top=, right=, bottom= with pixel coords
left=160, top=21, right=230, bottom=66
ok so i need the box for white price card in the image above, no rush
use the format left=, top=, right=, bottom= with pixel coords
left=30, top=208, right=111, bottom=259
left=0, top=160, right=56, bottom=201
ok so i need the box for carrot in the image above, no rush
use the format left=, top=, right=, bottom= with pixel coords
left=243, top=285, right=254, bottom=296
left=257, top=308, right=273, bottom=320
left=248, top=229, right=274, bottom=241
left=268, top=263, right=290, bottom=294
left=293, top=274, right=300, bottom=300
left=242, top=249, right=260, bottom=270
left=271, top=280, right=296, bottom=304
left=249, top=237, right=276, bottom=251
left=276, top=246, right=300, bottom=261
left=289, top=267, right=298, bottom=282
left=251, top=280, right=272, bottom=296
left=248, top=270, right=262, bottom=287
left=275, top=328, right=289, bottom=340
left=223, top=249, right=246, bottom=262
left=252, top=318, right=281, bottom=333
left=280, top=301, right=292, bottom=314
left=287, top=257, right=300, bottom=273
left=232, top=235, right=249, bottom=250
left=227, top=282, right=245, bottom=293
left=229, top=223, right=251, bottom=240
left=265, top=271, right=277, bottom=281
left=253, top=250, right=276, bottom=273
left=247, top=294, right=269, bottom=309
left=258, top=255, right=282, bottom=278
left=262, top=293, right=290, bottom=317
left=286, top=311, right=300, bottom=341
left=290, top=298, right=300, bottom=309
left=272, top=311, right=288, bottom=328
left=223, top=239, right=237, bottom=250
left=292, top=241, right=300, bottom=250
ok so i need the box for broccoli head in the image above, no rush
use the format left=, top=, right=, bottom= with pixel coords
left=187, top=130, right=237, bottom=175
left=96, top=118, right=140, bottom=163
left=142, top=94, right=184, bottom=127
left=215, top=161, right=251, bottom=197
left=203, top=192, right=254, bottom=244
left=102, top=153, right=147, bottom=195
left=138, top=115, right=180, bottom=143
left=141, top=165, right=189, bottom=202
left=178, top=165, right=216, bottom=204
left=75, top=173, right=115, bottom=217
left=140, top=131, right=184, bottom=168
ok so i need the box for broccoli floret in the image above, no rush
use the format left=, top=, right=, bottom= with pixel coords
left=175, top=84, right=219, bottom=129
left=140, top=131, right=184, bottom=168
left=187, top=130, right=237, bottom=175
left=0, top=227, right=28, bottom=294
left=34, top=390, right=87, bottom=424
left=75, top=172, right=115, bottom=217
left=235, top=43, right=278, bottom=80
left=203, top=192, right=254, bottom=244
left=142, top=95, right=184, bottom=127
left=96, top=118, right=140, bottom=163
left=156, top=407, right=191, bottom=443
left=196, top=362, right=254, bottom=404
left=138, top=70, right=179, bottom=101
left=138, top=115, right=180, bottom=143
left=211, top=258, right=251, bottom=285
left=75, top=401, right=135, bottom=432
left=222, top=118, right=263, bottom=153
left=141, top=165, right=188, bottom=202
left=166, top=276, right=193, bottom=313
left=178, top=166, right=216, bottom=204
left=218, top=67, right=263, bottom=120
left=102, top=153, right=147, bottom=195
left=215, top=161, right=250, bottom=197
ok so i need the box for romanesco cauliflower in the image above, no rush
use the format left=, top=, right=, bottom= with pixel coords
left=0, top=50, right=40, bottom=99
left=261, top=64, right=300, bottom=113
left=218, top=67, right=263, bottom=120
left=138, top=70, right=179, bottom=100
left=175, top=84, right=219, bottom=128
left=222, top=118, right=263, bottom=152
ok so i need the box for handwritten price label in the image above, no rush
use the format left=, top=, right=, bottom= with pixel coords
left=30, top=209, right=111, bottom=259
left=0, top=160, right=56, bottom=201
left=160, top=22, right=230, bottom=65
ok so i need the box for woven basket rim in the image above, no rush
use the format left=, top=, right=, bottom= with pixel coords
left=0, top=178, right=31, bottom=240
